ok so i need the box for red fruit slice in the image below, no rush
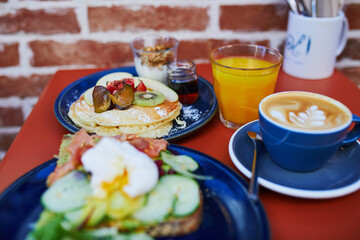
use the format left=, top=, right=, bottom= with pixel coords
left=106, top=79, right=136, bottom=92
left=123, top=78, right=135, bottom=91
left=106, top=80, right=123, bottom=93
left=135, top=81, right=147, bottom=92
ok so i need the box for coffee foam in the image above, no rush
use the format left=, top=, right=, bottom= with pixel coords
left=261, top=92, right=351, bottom=131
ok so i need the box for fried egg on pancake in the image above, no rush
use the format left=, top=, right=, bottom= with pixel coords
left=68, top=96, right=181, bottom=138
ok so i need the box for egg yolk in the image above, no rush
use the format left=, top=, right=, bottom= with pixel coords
left=101, top=171, right=129, bottom=197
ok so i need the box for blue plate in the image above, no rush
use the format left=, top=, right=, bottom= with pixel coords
left=229, top=120, right=360, bottom=199
left=54, top=66, right=217, bottom=141
left=0, top=144, right=269, bottom=240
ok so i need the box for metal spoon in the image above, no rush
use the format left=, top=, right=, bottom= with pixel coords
left=296, top=0, right=311, bottom=16
left=247, top=131, right=265, bottom=202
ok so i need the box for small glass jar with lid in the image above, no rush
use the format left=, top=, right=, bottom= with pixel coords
left=167, top=60, right=199, bottom=105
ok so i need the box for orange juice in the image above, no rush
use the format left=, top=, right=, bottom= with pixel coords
left=211, top=56, right=281, bottom=126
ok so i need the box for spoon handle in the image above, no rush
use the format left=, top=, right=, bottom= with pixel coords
left=297, top=0, right=311, bottom=16
left=248, top=138, right=265, bottom=202
left=286, top=0, right=299, bottom=14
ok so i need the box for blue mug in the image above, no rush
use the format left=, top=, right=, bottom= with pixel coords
left=258, top=91, right=360, bottom=172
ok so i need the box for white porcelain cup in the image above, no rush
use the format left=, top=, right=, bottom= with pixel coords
left=283, top=11, right=348, bottom=79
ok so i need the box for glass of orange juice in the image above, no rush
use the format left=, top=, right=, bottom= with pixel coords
left=210, top=44, right=283, bottom=129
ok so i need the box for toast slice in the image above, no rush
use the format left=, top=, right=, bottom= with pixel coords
left=33, top=130, right=204, bottom=239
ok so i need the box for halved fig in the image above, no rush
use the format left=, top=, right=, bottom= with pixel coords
left=92, top=86, right=111, bottom=113
left=110, top=83, right=134, bottom=110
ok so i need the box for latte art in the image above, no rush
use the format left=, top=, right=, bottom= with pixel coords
left=270, top=105, right=327, bottom=128
left=261, top=92, right=351, bottom=130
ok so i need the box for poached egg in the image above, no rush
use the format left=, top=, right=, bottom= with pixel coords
left=81, top=137, right=159, bottom=199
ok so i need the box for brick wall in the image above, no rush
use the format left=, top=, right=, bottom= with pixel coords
left=1, top=0, right=360, bottom=159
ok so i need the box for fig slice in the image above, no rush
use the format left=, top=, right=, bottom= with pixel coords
left=110, top=83, right=134, bottom=110
left=92, top=86, right=111, bottom=113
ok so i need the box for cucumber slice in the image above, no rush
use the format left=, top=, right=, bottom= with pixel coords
left=132, top=175, right=200, bottom=222
left=63, top=208, right=83, bottom=228
left=161, top=151, right=212, bottom=180
left=132, top=183, right=175, bottom=223
left=160, top=175, right=200, bottom=217
left=87, top=199, right=107, bottom=227
left=64, top=197, right=107, bottom=228
left=161, top=151, right=198, bottom=171
left=41, top=171, right=91, bottom=213
left=107, top=191, right=145, bottom=220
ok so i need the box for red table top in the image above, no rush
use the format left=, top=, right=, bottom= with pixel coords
left=1, top=64, right=360, bottom=240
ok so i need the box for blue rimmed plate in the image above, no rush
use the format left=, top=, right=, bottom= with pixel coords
left=0, top=144, right=269, bottom=240
left=229, top=120, right=360, bottom=199
left=54, top=66, right=217, bottom=141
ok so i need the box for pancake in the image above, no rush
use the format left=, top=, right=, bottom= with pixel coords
left=68, top=95, right=182, bottom=138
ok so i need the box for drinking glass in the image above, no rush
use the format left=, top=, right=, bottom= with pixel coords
left=210, top=44, right=283, bottom=129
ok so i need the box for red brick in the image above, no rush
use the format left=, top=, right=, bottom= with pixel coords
left=338, top=38, right=360, bottom=60
left=178, top=39, right=271, bottom=61
left=339, top=67, right=360, bottom=87
left=0, top=132, right=17, bottom=151
left=30, top=40, right=133, bottom=67
left=344, top=4, right=360, bottom=30
left=220, top=4, right=289, bottom=31
left=0, top=107, right=24, bottom=127
left=0, top=43, right=19, bottom=67
left=0, top=8, right=80, bottom=34
left=0, top=74, right=52, bottom=98
left=88, top=6, right=209, bottom=32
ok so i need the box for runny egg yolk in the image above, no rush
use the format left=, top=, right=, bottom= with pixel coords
left=101, top=172, right=129, bottom=196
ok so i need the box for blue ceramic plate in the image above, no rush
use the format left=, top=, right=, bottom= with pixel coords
left=229, top=120, right=360, bottom=199
left=0, top=145, right=269, bottom=240
left=54, top=66, right=217, bottom=141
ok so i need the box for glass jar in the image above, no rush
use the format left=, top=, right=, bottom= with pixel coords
left=130, top=34, right=179, bottom=85
left=167, top=60, right=199, bottom=105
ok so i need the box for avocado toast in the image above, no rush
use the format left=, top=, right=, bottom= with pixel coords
left=26, top=130, right=207, bottom=240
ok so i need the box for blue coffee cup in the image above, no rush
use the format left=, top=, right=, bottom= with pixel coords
left=258, top=91, right=360, bottom=172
